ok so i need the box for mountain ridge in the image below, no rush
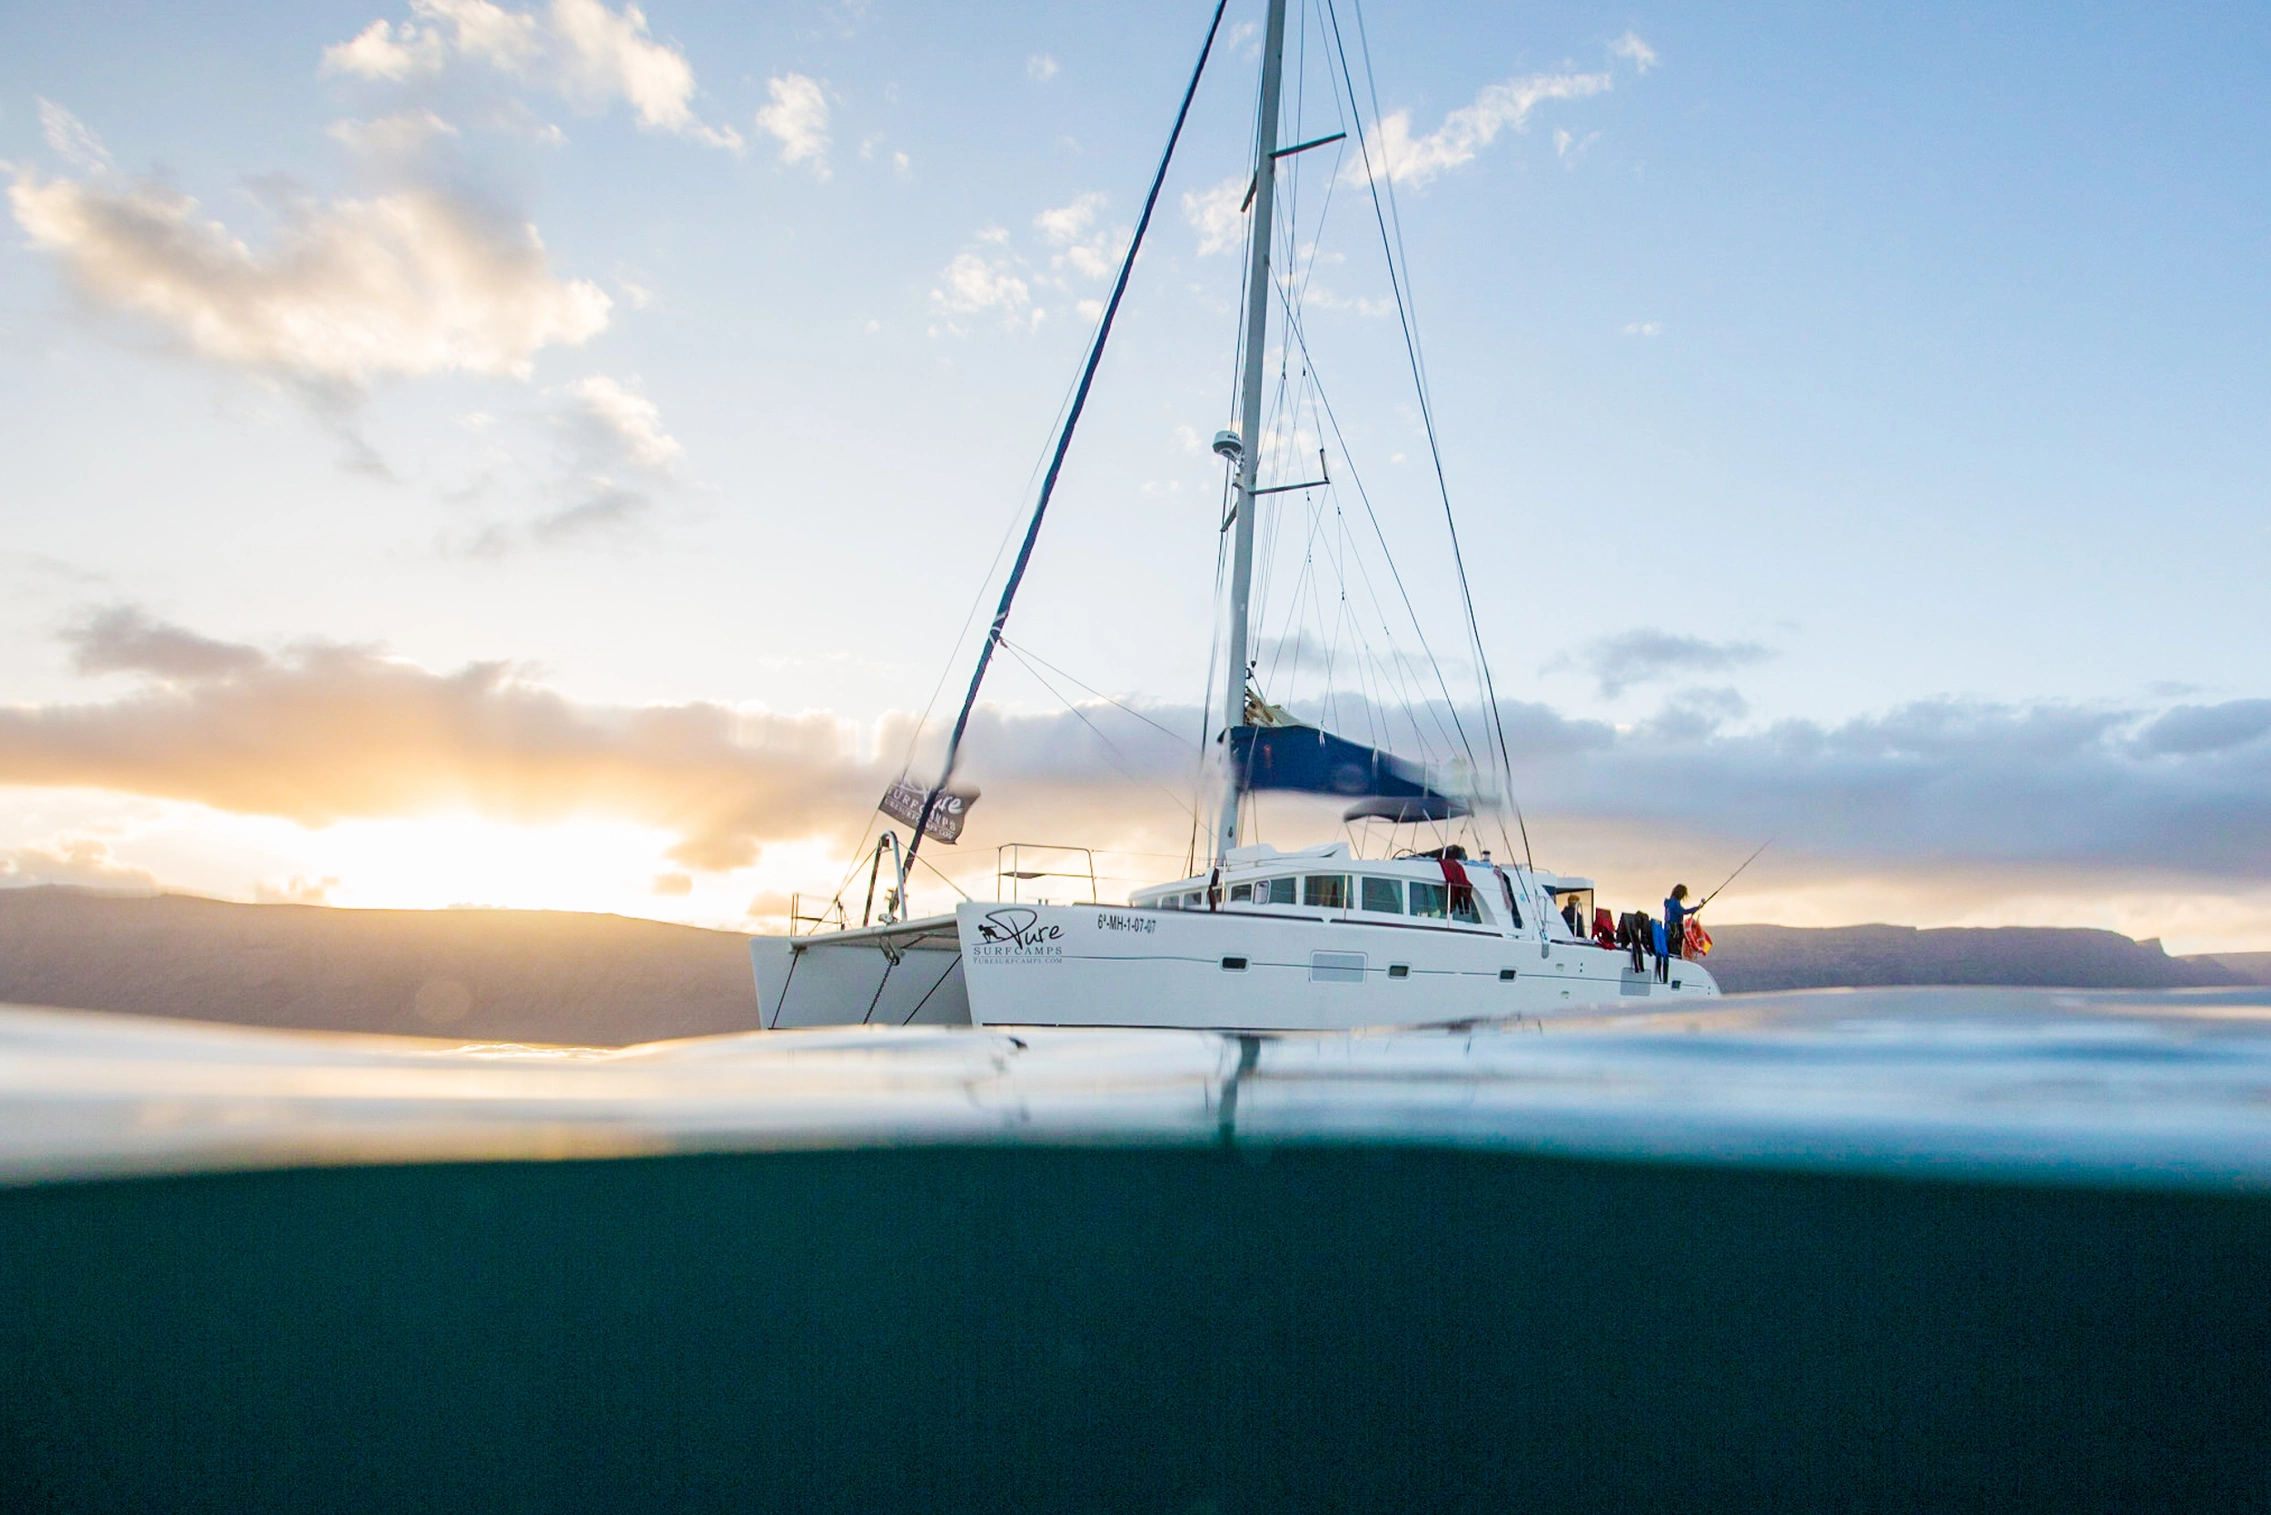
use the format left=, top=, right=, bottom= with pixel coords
left=0, top=888, right=2256, bottom=1044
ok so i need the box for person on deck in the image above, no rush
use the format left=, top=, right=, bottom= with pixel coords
left=1659, top=885, right=1693, bottom=982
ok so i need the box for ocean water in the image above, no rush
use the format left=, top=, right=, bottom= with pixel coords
left=1, top=989, right=2268, bottom=1511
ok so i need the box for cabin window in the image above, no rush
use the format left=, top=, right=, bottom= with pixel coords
left=1266, top=877, right=1296, bottom=906
left=1229, top=882, right=1253, bottom=903
left=1409, top=880, right=1447, bottom=918
left=1452, top=888, right=1483, bottom=925
left=1360, top=876, right=1403, bottom=913
left=1303, top=875, right=1349, bottom=909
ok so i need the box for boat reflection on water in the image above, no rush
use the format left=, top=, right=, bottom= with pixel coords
left=0, top=988, right=2269, bottom=1511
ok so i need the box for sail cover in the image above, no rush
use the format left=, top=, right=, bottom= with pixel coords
left=1228, top=723, right=1469, bottom=820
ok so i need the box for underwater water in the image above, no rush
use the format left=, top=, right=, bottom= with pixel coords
left=1, top=989, right=2269, bottom=1511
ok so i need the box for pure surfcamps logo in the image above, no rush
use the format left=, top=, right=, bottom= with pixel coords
left=972, top=907, right=1064, bottom=963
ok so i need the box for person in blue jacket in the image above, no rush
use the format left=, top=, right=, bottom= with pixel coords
left=1659, top=884, right=1692, bottom=982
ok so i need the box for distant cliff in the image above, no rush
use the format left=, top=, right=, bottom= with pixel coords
left=0, top=887, right=759, bottom=1046
left=1705, top=923, right=2243, bottom=994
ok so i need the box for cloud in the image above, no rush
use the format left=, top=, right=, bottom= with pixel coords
left=1553, top=126, right=1599, bottom=164
left=1033, top=192, right=1101, bottom=246
left=753, top=73, right=830, bottom=176
left=440, top=376, right=684, bottom=554
left=2135, top=700, right=2271, bottom=758
left=1356, top=69, right=1612, bottom=189
left=561, top=373, right=681, bottom=470
left=1027, top=54, right=1058, bottom=82
left=14, top=614, right=875, bottom=871
left=526, top=483, right=651, bottom=544
left=13, top=611, right=2271, bottom=928
left=66, top=606, right=268, bottom=682
left=0, top=837, right=158, bottom=892
left=1621, top=320, right=1661, bottom=336
left=9, top=169, right=611, bottom=384
left=1182, top=174, right=1246, bottom=256
left=322, top=0, right=741, bottom=149
left=929, top=251, right=1036, bottom=332
left=1548, top=628, right=1773, bottom=699
left=1034, top=191, right=1122, bottom=279
left=327, top=108, right=464, bottom=171
left=1608, top=31, right=1659, bottom=74
left=36, top=98, right=111, bottom=173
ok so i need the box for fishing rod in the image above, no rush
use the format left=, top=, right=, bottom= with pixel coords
left=1695, top=837, right=1773, bottom=913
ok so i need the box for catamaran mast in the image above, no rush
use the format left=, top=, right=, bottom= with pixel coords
left=1215, top=0, right=1290, bottom=866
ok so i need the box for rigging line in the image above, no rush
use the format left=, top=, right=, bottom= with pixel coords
left=901, top=0, right=1231, bottom=885
left=900, top=321, right=1097, bottom=776
left=1187, top=475, right=1232, bottom=878
left=910, top=848, right=973, bottom=900
left=1271, top=284, right=1490, bottom=788
left=1339, top=0, right=1527, bottom=868
left=1323, top=0, right=1531, bottom=868
left=996, top=637, right=1201, bottom=750
left=999, top=641, right=1200, bottom=823
left=1325, top=469, right=1459, bottom=761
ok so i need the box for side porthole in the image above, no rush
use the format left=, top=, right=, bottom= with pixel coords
left=1221, top=956, right=1248, bottom=972
left=1387, top=963, right=1410, bottom=980
left=1498, top=968, right=1518, bottom=982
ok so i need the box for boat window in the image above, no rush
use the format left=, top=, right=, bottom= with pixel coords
left=1266, top=877, right=1296, bottom=905
left=1229, top=882, right=1253, bottom=903
left=1303, top=874, right=1349, bottom=909
left=1360, top=877, right=1403, bottom=913
left=1452, top=888, right=1483, bottom=925
left=1409, top=880, right=1447, bottom=919
left=1310, top=951, right=1365, bottom=983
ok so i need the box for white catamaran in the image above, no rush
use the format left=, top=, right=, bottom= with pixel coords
left=752, top=0, right=1720, bottom=1031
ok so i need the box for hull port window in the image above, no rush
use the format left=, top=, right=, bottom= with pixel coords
left=1311, top=951, right=1365, bottom=983
left=1498, top=968, right=1518, bottom=982
left=1222, top=956, right=1248, bottom=972
left=1303, top=875, right=1349, bottom=909
left=1387, top=963, right=1410, bottom=979
left=1360, top=877, right=1403, bottom=913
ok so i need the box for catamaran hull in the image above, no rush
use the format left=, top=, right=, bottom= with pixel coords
left=954, top=902, right=1716, bottom=1031
left=752, top=920, right=972, bottom=1030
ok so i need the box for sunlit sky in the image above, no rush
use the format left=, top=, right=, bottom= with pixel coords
left=2, top=1, right=2268, bottom=948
